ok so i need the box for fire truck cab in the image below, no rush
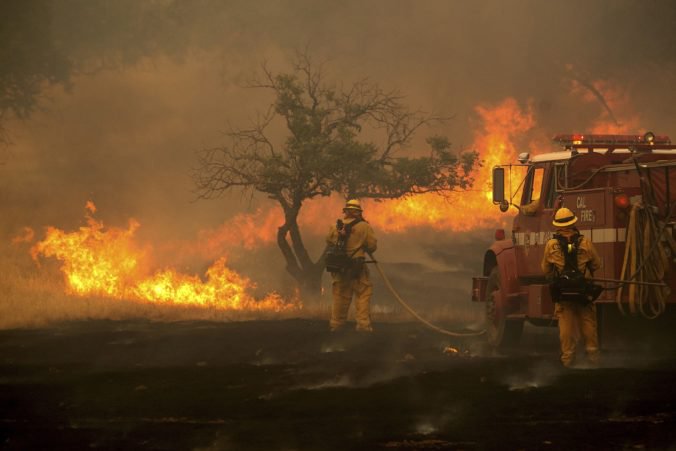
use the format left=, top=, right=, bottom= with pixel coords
left=473, top=133, right=676, bottom=349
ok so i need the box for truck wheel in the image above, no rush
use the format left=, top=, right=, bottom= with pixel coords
left=485, top=266, right=523, bottom=349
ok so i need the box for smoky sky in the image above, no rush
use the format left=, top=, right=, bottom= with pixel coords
left=1, top=0, right=676, bottom=286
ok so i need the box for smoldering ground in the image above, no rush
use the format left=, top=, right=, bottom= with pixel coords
left=2, top=319, right=676, bottom=450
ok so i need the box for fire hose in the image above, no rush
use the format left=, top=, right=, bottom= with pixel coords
left=366, top=253, right=486, bottom=337
left=615, top=203, right=673, bottom=318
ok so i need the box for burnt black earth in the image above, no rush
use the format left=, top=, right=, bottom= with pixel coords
left=1, top=319, right=675, bottom=450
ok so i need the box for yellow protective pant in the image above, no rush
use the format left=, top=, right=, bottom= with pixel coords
left=329, top=268, right=373, bottom=332
left=555, top=301, right=599, bottom=367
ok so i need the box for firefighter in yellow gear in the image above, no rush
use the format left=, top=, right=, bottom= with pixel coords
left=541, top=207, right=602, bottom=367
left=326, top=199, right=378, bottom=332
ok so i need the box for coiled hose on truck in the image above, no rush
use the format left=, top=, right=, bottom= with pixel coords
left=615, top=203, right=675, bottom=318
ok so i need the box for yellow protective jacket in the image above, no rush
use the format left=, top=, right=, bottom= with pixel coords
left=326, top=218, right=377, bottom=259
left=541, top=231, right=601, bottom=280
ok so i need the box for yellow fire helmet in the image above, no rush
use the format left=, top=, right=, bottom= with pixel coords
left=343, top=199, right=363, bottom=212
left=552, top=207, right=578, bottom=228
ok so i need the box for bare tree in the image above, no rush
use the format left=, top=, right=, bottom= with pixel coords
left=194, top=51, right=479, bottom=298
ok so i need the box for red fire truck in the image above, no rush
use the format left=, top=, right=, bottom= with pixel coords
left=473, top=132, right=676, bottom=349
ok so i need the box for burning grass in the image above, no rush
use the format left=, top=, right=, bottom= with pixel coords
left=1, top=224, right=305, bottom=329
left=0, top=245, right=286, bottom=329
left=0, top=241, right=482, bottom=330
left=26, top=202, right=298, bottom=313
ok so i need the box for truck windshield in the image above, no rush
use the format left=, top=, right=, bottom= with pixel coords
left=521, top=166, right=544, bottom=206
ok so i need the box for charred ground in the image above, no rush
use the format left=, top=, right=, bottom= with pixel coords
left=1, top=319, right=675, bottom=450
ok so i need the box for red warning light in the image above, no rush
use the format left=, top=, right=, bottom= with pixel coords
left=614, top=193, right=630, bottom=209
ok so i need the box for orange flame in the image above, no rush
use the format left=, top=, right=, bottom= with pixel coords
left=198, top=208, right=282, bottom=252
left=31, top=213, right=142, bottom=297
left=133, top=258, right=288, bottom=311
left=31, top=203, right=297, bottom=312
left=367, top=98, right=533, bottom=232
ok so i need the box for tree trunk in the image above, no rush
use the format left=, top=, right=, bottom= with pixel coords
left=276, top=208, right=325, bottom=302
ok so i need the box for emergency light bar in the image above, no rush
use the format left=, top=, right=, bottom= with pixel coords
left=553, top=132, right=672, bottom=149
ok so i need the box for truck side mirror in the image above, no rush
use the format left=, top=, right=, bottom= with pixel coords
left=492, top=167, right=505, bottom=204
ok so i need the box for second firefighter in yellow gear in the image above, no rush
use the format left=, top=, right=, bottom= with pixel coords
left=541, top=207, right=602, bottom=367
left=326, top=199, right=378, bottom=332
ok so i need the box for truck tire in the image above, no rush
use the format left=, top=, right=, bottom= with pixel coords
left=485, top=266, right=523, bottom=349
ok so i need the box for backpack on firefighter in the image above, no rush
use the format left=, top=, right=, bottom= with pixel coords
left=549, top=233, right=604, bottom=303
left=325, top=218, right=363, bottom=275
